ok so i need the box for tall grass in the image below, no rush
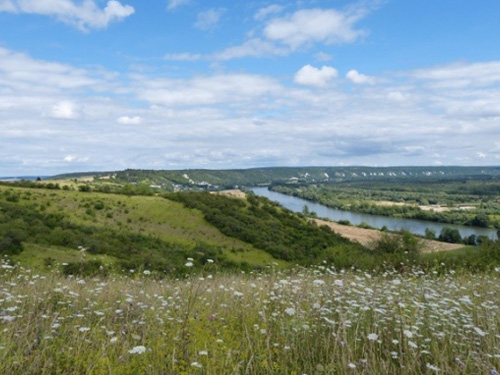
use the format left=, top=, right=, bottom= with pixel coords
left=0, top=259, right=499, bottom=374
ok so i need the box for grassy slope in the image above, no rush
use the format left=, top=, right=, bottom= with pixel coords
left=0, top=185, right=284, bottom=270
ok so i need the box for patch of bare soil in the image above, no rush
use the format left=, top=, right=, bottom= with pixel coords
left=214, top=189, right=247, bottom=199
left=312, top=218, right=464, bottom=253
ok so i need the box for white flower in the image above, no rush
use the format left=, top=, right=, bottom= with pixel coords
left=403, top=330, right=413, bottom=338
left=185, top=262, right=194, bottom=267
left=408, top=340, right=418, bottom=348
left=426, top=363, right=440, bottom=372
left=79, top=327, right=90, bottom=332
left=474, top=327, right=487, bottom=337
left=110, top=337, right=118, bottom=343
left=334, top=279, right=344, bottom=287
left=199, top=350, right=208, bottom=356
left=367, top=333, right=378, bottom=341
left=392, top=279, right=401, bottom=285
left=143, top=270, right=151, bottom=275
left=313, top=279, right=325, bottom=286
left=348, top=363, right=356, bottom=369
left=206, top=259, right=214, bottom=263
left=191, top=361, right=202, bottom=368
left=285, top=307, right=296, bottom=316
left=128, top=346, right=146, bottom=354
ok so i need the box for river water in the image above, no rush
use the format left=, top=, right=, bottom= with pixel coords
left=251, top=187, right=498, bottom=239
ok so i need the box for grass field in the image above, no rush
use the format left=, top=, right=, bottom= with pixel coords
left=0, top=185, right=285, bottom=270
left=0, top=260, right=499, bottom=374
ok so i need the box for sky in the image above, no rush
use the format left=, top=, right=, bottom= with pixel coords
left=1, top=0, right=500, bottom=176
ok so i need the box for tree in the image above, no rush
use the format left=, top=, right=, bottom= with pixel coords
left=424, top=228, right=436, bottom=240
left=438, top=227, right=462, bottom=243
left=471, top=213, right=490, bottom=228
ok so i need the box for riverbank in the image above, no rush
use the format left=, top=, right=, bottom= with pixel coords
left=219, top=189, right=465, bottom=253
left=312, top=219, right=464, bottom=253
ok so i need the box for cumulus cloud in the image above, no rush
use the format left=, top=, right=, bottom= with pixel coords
left=214, top=38, right=288, bottom=60
left=0, top=47, right=103, bottom=93
left=135, top=73, right=282, bottom=106
left=254, top=4, right=285, bottom=20
left=166, top=0, right=190, bottom=11
left=346, top=69, right=375, bottom=84
left=194, top=8, right=224, bottom=30
left=412, top=61, right=500, bottom=88
left=117, top=116, right=142, bottom=125
left=264, top=8, right=367, bottom=49
left=3, top=45, right=500, bottom=175
left=164, top=53, right=201, bottom=61
left=294, top=65, right=338, bottom=87
left=51, top=101, right=79, bottom=119
left=214, top=6, right=369, bottom=60
left=315, top=52, right=332, bottom=62
left=0, top=0, right=134, bottom=31
left=387, top=91, right=407, bottom=102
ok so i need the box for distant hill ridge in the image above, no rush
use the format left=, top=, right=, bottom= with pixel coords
left=50, top=166, right=500, bottom=191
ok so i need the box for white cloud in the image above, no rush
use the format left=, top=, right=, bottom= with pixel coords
left=3, top=45, right=500, bottom=175
left=387, top=91, right=406, bottom=102
left=117, top=116, right=142, bottom=125
left=254, top=4, right=284, bottom=20
left=0, top=47, right=103, bottom=93
left=213, top=6, right=369, bottom=60
left=294, top=65, right=338, bottom=88
left=315, top=52, right=332, bottom=62
left=477, top=152, right=487, bottom=159
left=51, top=101, right=79, bottom=119
left=346, top=69, right=375, bottom=84
left=214, top=38, right=289, bottom=61
left=164, top=53, right=201, bottom=62
left=194, top=8, right=224, bottom=31
left=0, top=0, right=16, bottom=11
left=1, top=0, right=134, bottom=31
left=412, top=61, right=500, bottom=88
left=166, top=0, right=189, bottom=11
left=264, top=8, right=366, bottom=49
left=136, top=73, right=282, bottom=106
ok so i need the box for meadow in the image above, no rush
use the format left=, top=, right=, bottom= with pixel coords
left=0, top=259, right=499, bottom=374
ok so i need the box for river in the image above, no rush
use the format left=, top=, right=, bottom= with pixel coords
left=251, top=187, right=498, bottom=240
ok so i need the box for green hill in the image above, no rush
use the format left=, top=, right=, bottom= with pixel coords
left=0, top=184, right=362, bottom=275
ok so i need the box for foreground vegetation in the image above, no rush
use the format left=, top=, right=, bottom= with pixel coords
left=0, top=261, right=499, bottom=374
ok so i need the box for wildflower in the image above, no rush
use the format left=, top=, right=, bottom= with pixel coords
left=191, top=362, right=202, bottom=368
left=334, top=280, right=344, bottom=287
left=403, top=330, right=413, bottom=338
left=199, top=350, right=208, bottom=356
left=143, top=270, right=151, bottom=275
left=426, top=363, right=440, bottom=372
left=110, top=337, right=118, bottom=343
left=348, top=363, right=356, bottom=369
left=408, top=341, right=418, bottom=349
left=206, top=259, right=214, bottom=263
left=185, top=262, right=194, bottom=267
left=474, top=327, right=487, bottom=337
left=284, top=307, right=296, bottom=316
left=79, top=327, right=90, bottom=332
left=313, top=279, right=325, bottom=286
left=367, top=333, right=378, bottom=341
left=128, top=346, right=146, bottom=354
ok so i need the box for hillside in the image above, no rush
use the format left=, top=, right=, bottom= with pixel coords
left=0, top=184, right=362, bottom=274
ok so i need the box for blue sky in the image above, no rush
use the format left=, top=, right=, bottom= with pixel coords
left=1, top=0, right=500, bottom=175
